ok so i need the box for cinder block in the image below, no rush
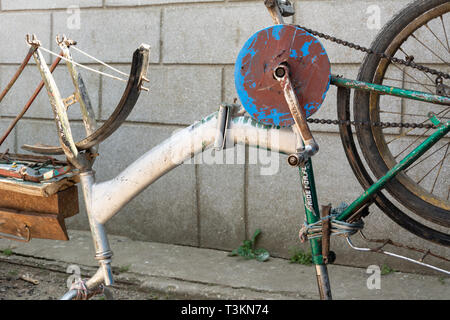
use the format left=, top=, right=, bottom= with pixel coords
left=247, top=132, right=365, bottom=258
left=296, top=0, right=410, bottom=63
left=0, top=119, right=16, bottom=152
left=0, top=66, right=48, bottom=118
left=100, top=65, right=222, bottom=125
left=90, top=123, right=199, bottom=246
left=0, top=12, right=51, bottom=63
left=106, top=0, right=223, bottom=6
left=52, top=8, right=160, bottom=63
left=0, top=65, right=100, bottom=121
left=162, top=3, right=292, bottom=64
left=198, top=160, right=246, bottom=250
left=15, top=119, right=88, bottom=153
left=2, top=0, right=102, bottom=10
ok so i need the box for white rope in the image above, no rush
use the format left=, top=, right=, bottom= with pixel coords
left=38, top=47, right=127, bottom=83
left=70, top=46, right=129, bottom=77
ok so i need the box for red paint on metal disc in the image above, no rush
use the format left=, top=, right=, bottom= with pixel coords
left=235, top=25, right=331, bottom=127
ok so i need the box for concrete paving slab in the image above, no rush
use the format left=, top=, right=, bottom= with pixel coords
left=0, top=230, right=448, bottom=300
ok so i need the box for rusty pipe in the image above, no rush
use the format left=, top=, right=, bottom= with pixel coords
left=0, top=47, right=37, bottom=104
left=0, top=52, right=63, bottom=147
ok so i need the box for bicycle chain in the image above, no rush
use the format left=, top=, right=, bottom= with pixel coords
left=295, top=24, right=448, bottom=128
left=306, top=118, right=436, bottom=129
left=297, top=25, right=450, bottom=80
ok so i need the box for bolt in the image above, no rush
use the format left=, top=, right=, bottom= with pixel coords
left=287, top=154, right=300, bottom=167
left=274, top=66, right=286, bottom=78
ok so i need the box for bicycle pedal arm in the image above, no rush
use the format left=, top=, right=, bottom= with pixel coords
left=274, top=64, right=319, bottom=157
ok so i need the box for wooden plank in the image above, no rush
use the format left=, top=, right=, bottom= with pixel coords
left=0, top=175, right=79, bottom=197
left=0, top=185, right=79, bottom=218
left=0, top=208, right=69, bottom=241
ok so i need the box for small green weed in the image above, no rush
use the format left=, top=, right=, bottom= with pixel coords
left=381, top=264, right=395, bottom=275
left=118, top=265, right=131, bottom=273
left=1, top=248, right=13, bottom=256
left=229, top=229, right=270, bottom=262
left=289, top=248, right=313, bottom=266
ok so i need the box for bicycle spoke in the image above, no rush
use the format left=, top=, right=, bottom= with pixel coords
left=406, top=142, right=449, bottom=173
left=383, top=77, right=436, bottom=88
left=430, top=142, right=449, bottom=193
left=397, top=47, right=436, bottom=86
left=392, top=127, right=433, bottom=158
left=425, top=23, right=450, bottom=54
left=390, top=63, right=434, bottom=94
left=417, top=147, right=450, bottom=184
left=440, top=15, right=450, bottom=52
left=410, top=33, right=450, bottom=66
left=386, top=107, right=450, bottom=146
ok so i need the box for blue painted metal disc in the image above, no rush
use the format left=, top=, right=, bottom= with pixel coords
left=235, top=25, right=331, bottom=127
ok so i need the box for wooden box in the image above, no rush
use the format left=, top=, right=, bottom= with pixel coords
left=0, top=179, right=79, bottom=241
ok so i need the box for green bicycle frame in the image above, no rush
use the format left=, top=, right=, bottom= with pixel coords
left=331, top=76, right=450, bottom=106
left=299, top=118, right=450, bottom=266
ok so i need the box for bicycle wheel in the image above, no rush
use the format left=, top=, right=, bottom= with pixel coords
left=353, top=0, right=450, bottom=228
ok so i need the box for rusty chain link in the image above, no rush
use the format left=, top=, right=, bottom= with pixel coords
left=294, top=24, right=448, bottom=128
left=297, top=25, right=450, bottom=80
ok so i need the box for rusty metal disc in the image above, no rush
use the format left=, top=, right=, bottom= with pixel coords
left=235, top=25, right=331, bottom=127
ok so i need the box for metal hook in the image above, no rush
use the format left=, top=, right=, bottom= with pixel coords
left=25, top=34, right=41, bottom=47
left=56, top=34, right=77, bottom=47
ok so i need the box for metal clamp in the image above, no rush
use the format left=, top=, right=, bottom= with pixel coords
left=214, top=104, right=239, bottom=151
left=264, top=0, right=294, bottom=24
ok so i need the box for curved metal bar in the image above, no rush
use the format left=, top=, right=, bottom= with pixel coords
left=91, top=112, right=297, bottom=224
left=22, top=44, right=150, bottom=155
left=346, top=236, right=450, bottom=275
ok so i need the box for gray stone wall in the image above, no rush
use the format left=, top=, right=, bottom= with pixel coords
left=0, top=0, right=448, bottom=273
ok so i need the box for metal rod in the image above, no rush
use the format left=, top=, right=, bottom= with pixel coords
left=331, top=75, right=450, bottom=106
left=32, top=47, right=81, bottom=166
left=91, top=113, right=298, bottom=224
left=275, top=64, right=319, bottom=156
left=0, top=52, right=62, bottom=147
left=79, top=171, right=114, bottom=286
left=58, top=38, right=99, bottom=159
left=346, top=237, right=450, bottom=275
left=0, top=47, right=36, bottom=104
left=315, top=264, right=333, bottom=300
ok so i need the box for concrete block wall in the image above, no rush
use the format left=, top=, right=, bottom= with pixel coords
left=0, top=0, right=448, bottom=273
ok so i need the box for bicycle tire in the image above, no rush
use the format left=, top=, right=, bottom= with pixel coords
left=353, top=0, right=450, bottom=228
left=338, top=87, right=450, bottom=246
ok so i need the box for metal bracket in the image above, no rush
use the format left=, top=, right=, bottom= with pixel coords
left=277, top=0, right=295, bottom=17
left=25, top=34, right=41, bottom=48
left=63, top=93, right=78, bottom=110
left=264, top=0, right=294, bottom=25
left=436, top=76, right=449, bottom=97
left=213, top=104, right=241, bottom=151
left=428, top=111, right=443, bottom=126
